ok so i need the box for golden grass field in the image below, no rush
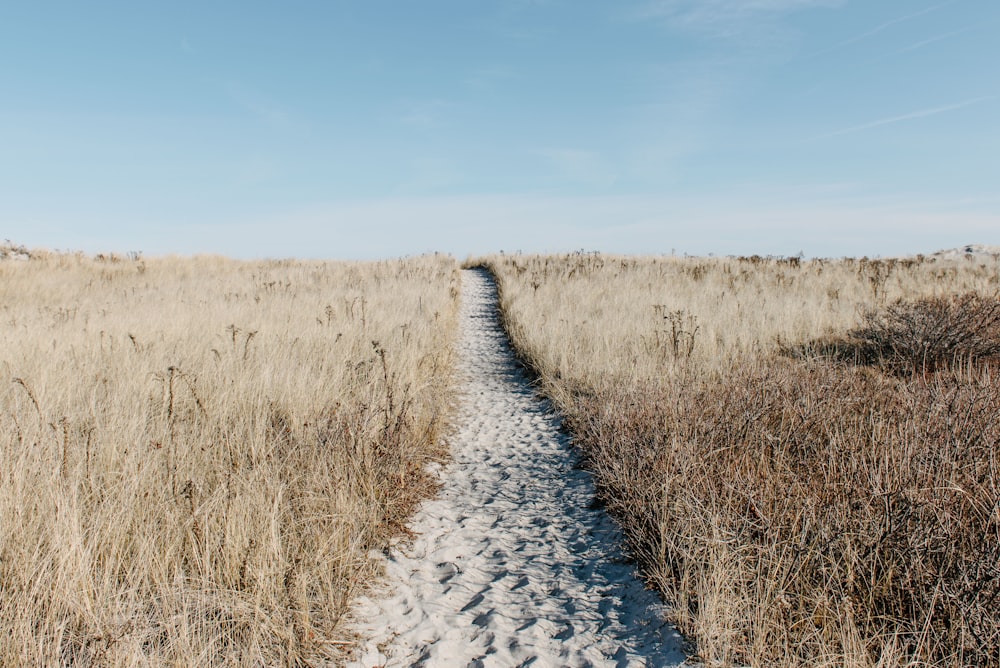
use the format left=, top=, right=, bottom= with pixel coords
left=480, top=252, right=1000, bottom=667
left=4, top=242, right=999, bottom=667
left=0, top=248, right=458, bottom=665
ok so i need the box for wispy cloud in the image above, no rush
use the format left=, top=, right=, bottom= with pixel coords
left=892, top=26, right=973, bottom=55
left=172, top=192, right=1000, bottom=259
left=393, top=156, right=463, bottom=194
left=813, top=96, right=995, bottom=139
left=396, top=99, right=451, bottom=128
left=233, top=156, right=280, bottom=186
left=533, top=148, right=616, bottom=187
left=463, top=66, right=515, bottom=94
left=635, top=0, right=843, bottom=35
left=13, top=190, right=999, bottom=260
left=226, top=83, right=298, bottom=131
left=810, top=1, right=957, bottom=57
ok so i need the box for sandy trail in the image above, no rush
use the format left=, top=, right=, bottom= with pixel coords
left=348, top=269, right=688, bottom=667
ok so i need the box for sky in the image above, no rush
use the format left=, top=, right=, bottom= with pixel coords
left=2, top=0, right=998, bottom=259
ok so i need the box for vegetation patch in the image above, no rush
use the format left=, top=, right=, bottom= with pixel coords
left=0, top=251, right=458, bottom=666
left=481, top=252, right=1000, bottom=666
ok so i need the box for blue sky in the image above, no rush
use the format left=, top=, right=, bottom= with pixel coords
left=2, top=0, right=997, bottom=259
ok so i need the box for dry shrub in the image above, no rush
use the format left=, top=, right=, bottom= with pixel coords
left=0, top=252, right=459, bottom=666
left=0, top=240, right=31, bottom=260
left=568, top=362, right=1000, bottom=666
left=479, top=252, right=1000, bottom=666
left=851, top=292, right=1000, bottom=375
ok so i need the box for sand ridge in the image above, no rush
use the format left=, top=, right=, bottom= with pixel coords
left=347, top=269, right=688, bottom=667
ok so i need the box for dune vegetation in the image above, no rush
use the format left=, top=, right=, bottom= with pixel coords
left=480, top=252, right=1000, bottom=667
left=0, top=248, right=458, bottom=666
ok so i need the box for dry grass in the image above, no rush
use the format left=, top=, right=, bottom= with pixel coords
left=477, top=252, right=1000, bottom=667
left=847, top=292, right=1000, bottom=374
left=0, top=248, right=459, bottom=666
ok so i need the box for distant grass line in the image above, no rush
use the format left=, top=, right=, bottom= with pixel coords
left=0, top=250, right=459, bottom=666
left=479, top=253, right=1000, bottom=667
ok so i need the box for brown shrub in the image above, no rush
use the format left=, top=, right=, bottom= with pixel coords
left=851, top=292, right=1000, bottom=375
left=567, top=361, right=1000, bottom=666
left=481, top=254, right=1000, bottom=666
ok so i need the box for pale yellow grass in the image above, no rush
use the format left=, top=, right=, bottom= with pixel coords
left=0, top=250, right=459, bottom=666
left=479, top=252, right=1000, bottom=667
left=490, top=253, right=1000, bottom=388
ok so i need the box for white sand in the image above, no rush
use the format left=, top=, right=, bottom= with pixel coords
left=347, top=269, right=688, bottom=667
left=931, top=244, right=1000, bottom=260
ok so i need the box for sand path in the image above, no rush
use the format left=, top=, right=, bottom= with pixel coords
left=348, top=269, right=688, bottom=667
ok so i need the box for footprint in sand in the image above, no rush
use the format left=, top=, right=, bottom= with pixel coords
left=347, top=269, right=690, bottom=668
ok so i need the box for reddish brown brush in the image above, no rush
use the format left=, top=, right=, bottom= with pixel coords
left=568, top=361, right=1000, bottom=666
left=479, top=252, right=1000, bottom=667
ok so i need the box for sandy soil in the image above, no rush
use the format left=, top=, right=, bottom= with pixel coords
left=930, top=243, right=1000, bottom=259
left=347, top=269, right=688, bottom=667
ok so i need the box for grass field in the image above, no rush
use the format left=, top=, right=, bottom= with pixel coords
left=0, top=248, right=458, bottom=665
left=6, top=243, right=999, bottom=666
left=480, top=252, right=1000, bottom=667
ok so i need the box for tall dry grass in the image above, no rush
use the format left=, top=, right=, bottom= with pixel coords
left=0, top=248, right=458, bottom=666
left=478, top=252, right=1000, bottom=667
